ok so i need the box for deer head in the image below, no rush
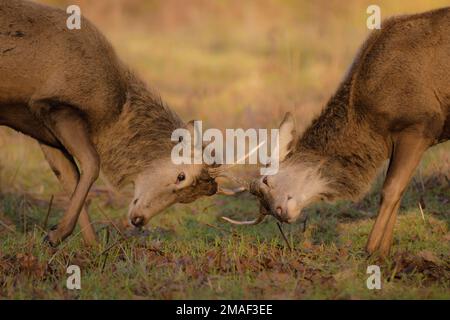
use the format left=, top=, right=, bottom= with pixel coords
left=127, top=120, right=253, bottom=228
left=220, top=112, right=330, bottom=225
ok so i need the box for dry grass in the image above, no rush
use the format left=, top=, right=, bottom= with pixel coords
left=0, top=0, right=449, bottom=299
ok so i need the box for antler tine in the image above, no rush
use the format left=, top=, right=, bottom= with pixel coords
left=217, top=186, right=246, bottom=196
left=208, top=165, right=232, bottom=178
left=221, top=213, right=266, bottom=225
left=208, top=140, right=266, bottom=178
left=214, top=172, right=252, bottom=191
left=221, top=203, right=269, bottom=226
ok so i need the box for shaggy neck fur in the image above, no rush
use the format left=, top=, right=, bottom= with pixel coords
left=94, top=71, right=185, bottom=187
left=293, top=76, right=389, bottom=202
left=286, top=24, right=401, bottom=201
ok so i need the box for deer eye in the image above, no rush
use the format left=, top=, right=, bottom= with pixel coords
left=262, top=176, right=269, bottom=186
left=177, top=172, right=186, bottom=183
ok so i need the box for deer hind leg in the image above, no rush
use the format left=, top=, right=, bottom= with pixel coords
left=366, top=131, right=430, bottom=257
left=40, top=144, right=97, bottom=245
left=40, top=107, right=99, bottom=246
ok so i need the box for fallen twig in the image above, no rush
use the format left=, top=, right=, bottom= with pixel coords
left=43, top=195, right=54, bottom=230
left=96, top=204, right=126, bottom=239
left=95, top=204, right=132, bottom=264
left=101, top=226, right=111, bottom=272
left=277, top=222, right=292, bottom=251
left=418, top=202, right=425, bottom=222
left=0, top=219, right=16, bottom=233
left=301, top=215, right=308, bottom=233
left=98, top=235, right=129, bottom=257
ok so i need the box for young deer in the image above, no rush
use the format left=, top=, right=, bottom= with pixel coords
left=222, top=8, right=450, bottom=257
left=0, top=0, right=231, bottom=246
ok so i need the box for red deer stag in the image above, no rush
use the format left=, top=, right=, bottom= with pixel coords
left=0, top=0, right=230, bottom=246
left=219, top=7, right=450, bottom=257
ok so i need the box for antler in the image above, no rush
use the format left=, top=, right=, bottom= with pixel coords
left=221, top=213, right=266, bottom=225
left=208, top=140, right=265, bottom=179
left=216, top=186, right=246, bottom=196
left=208, top=140, right=266, bottom=194
left=221, top=204, right=268, bottom=226
left=208, top=140, right=268, bottom=225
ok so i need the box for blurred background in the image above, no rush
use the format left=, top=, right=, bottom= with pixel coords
left=33, top=0, right=450, bottom=129
left=0, top=1, right=449, bottom=300
left=0, top=0, right=448, bottom=197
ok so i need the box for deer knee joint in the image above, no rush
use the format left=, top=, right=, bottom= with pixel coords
left=380, top=185, right=402, bottom=207
left=84, top=153, right=100, bottom=182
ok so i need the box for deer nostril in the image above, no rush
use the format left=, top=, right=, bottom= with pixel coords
left=131, top=216, right=144, bottom=227
left=287, top=196, right=292, bottom=200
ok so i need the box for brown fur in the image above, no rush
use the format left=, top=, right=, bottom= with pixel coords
left=95, top=72, right=185, bottom=187
left=0, top=0, right=210, bottom=245
left=290, top=7, right=450, bottom=202
left=248, top=8, right=450, bottom=257
left=0, top=0, right=184, bottom=187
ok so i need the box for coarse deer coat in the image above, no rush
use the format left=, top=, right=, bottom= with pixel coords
left=0, top=0, right=220, bottom=245
left=227, top=7, right=450, bottom=257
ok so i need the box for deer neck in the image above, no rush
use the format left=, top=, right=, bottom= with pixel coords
left=94, top=75, right=184, bottom=187
left=296, top=80, right=390, bottom=201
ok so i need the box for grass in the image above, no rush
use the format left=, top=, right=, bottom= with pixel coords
left=0, top=137, right=448, bottom=299
left=0, top=0, right=449, bottom=299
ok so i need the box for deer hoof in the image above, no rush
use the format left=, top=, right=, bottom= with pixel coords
left=43, top=231, right=60, bottom=248
left=365, top=245, right=376, bottom=256
left=365, top=238, right=381, bottom=255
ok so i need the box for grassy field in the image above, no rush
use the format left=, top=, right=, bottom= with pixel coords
left=0, top=0, right=449, bottom=299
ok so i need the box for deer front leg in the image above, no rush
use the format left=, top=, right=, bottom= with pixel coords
left=377, top=201, right=400, bottom=256
left=40, top=144, right=97, bottom=245
left=41, top=108, right=99, bottom=246
left=366, top=131, right=430, bottom=257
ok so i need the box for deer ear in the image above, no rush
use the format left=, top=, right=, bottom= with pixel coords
left=278, top=112, right=296, bottom=161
